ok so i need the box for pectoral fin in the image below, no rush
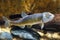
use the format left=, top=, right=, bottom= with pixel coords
left=21, top=11, right=28, bottom=17
left=39, top=22, right=44, bottom=30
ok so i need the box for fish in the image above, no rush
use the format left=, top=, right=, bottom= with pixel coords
left=10, top=26, right=40, bottom=40
left=0, top=32, right=12, bottom=40
left=2, top=12, right=54, bottom=29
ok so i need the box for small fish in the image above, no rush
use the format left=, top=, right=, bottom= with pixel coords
left=11, top=26, right=40, bottom=40
left=0, top=32, right=12, bottom=40
left=2, top=12, right=54, bottom=29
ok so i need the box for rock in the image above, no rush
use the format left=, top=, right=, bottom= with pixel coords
left=10, top=26, right=40, bottom=40
left=0, top=32, right=13, bottom=40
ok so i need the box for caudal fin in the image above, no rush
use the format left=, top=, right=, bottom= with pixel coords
left=2, top=16, right=10, bottom=28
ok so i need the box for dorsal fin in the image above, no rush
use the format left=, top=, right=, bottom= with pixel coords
left=21, top=12, right=28, bottom=17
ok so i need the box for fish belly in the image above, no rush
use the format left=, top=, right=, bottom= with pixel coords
left=18, top=19, right=42, bottom=26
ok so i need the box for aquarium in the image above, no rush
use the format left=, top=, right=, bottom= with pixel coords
left=0, top=0, right=60, bottom=40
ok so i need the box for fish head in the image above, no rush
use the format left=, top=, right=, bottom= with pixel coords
left=42, top=12, right=55, bottom=23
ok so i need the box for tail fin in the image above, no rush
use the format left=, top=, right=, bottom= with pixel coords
left=2, top=16, right=10, bottom=28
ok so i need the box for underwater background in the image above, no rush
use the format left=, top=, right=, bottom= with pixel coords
left=0, top=0, right=60, bottom=40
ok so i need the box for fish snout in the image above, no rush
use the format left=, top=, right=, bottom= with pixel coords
left=52, top=14, right=55, bottom=18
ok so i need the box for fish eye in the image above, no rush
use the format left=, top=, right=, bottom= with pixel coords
left=49, top=15, right=51, bottom=16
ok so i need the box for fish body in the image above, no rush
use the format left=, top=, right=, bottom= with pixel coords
left=11, top=13, right=42, bottom=26
left=3, top=12, right=54, bottom=29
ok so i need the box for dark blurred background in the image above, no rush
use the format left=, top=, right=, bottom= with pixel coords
left=0, top=0, right=60, bottom=17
